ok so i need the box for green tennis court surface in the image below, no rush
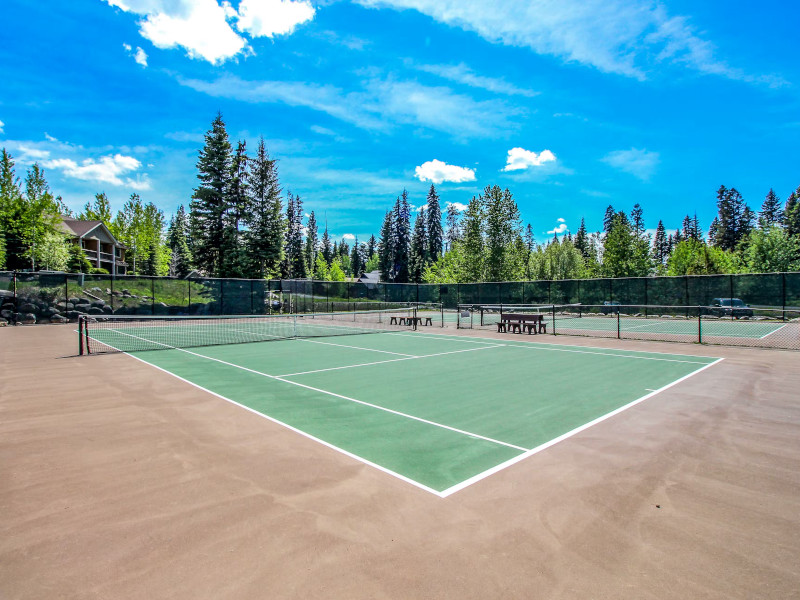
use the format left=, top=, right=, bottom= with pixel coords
left=92, top=329, right=721, bottom=497
left=553, top=314, right=786, bottom=338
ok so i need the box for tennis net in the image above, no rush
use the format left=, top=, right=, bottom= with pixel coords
left=79, top=306, right=417, bottom=354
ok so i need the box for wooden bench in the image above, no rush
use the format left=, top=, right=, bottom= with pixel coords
left=497, top=313, right=547, bottom=334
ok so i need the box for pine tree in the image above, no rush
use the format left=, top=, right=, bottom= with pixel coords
left=392, top=190, right=411, bottom=282
left=785, top=187, right=800, bottom=237
left=304, top=211, right=318, bottom=274
left=445, top=203, right=461, bottom=251
left=409, top=207, right=428, bottom=283
left=283, top=192, right=307, bottom=278
left=652, top=220, right=669, bottom=265
left=167, top=205, right=193, bottom=277
left=350, top=237, right=363, bottom=277
left=220, top=139, right=248, bottom=277
left=602, top=205, right=616, bottom=235
left=760, top=189, right=783, bottom=229
left=631, top=203, right=645, bottom=237
left=366, top=234, right=377, bottom=261
left=190, top=112, right=232, bottom=276
left=243, top=137, right=283, bottom=278
left=377, top=211, right=393, bottom=281
left=425, top=184, right=443, bottom=262
left=460, top=196, right=485, bottom=282
left=321, top=225, right=333, bottom=264
left=574, top=218, right=589, bottom=260
left=483, top=185, right=521, bottom=281
left=712, top=185, right=753, bottom=251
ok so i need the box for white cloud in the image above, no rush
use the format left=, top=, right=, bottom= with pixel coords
left=357, top=0, right=778, bottom=84
left=547, top=220, right=568, bottom=235
left=602, top=148, right=660, bottom=181
left=446, top=201, right=468, bottom=212
left=414, top=62, right=538, bottom=97
left=0, top=120, right=4, bottom=133
left=415, top=159, right=476, bottom=185
left=104, top=0, right=247, bottom=64
left=342, top=233, right=356, bottom=240
left=43, top=154, right=151, bottom=190
left=236, top=0, right=315, bottom=38
left=503, top=147, right=556, bottom=171
left=179, top=75, right=516, bottom=138
left=124, top=43, right=148, bottom=66
left=103, top=0, right=316, bottom=65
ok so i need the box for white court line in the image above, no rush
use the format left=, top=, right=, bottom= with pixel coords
left=437, top=357, right=726, bottom=497
left=295, top=337, right=416, bottom=357
left=390, top=330, right=721, bottom=362
left=102, top=328, right=528, bottom=455
left=278, top=344, right=504, bottom=377
left=758, top=323, right=789, bottom=339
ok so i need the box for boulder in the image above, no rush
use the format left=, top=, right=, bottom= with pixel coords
left=22, top=313, right=36, bottom=324
left=88, top=307, right=105, bottom=315
left=68, top=297, right=81, bottom=304
left=0, top=309, right=11, bottom=320
left=102, top=305, right=113, bottom=314
left=91, top=300, right=106, bottom=308
left=66, top=310, right=81, bottom=320
left=50, top=314, right=67, bottom=323
left=19, top=302, right=36, bottom=312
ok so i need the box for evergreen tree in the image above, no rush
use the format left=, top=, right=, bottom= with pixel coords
left=190, top=112, right=232, bottom=276
left=350, top=237, right=363, bottom=277
left=445, top=203, right=461, bottom=251
left=283, top=192, right=307, bottom=278
left=377, top=211, right=393, bottom=281
left=483, top=185, right=521, bottom=281
left=711, top=185, right=754, bottom=251
left=460, top=196, right=485, bottom=282
left=574, top=218, right=590, bottom=260
left=785, top=187, right=800, bottom=237
left=321, top=225, right=333, bottom=264
left=67, top=243, right=93, bottom=273
left=243, top=136, right=284, bottom=278
left=409, top=207, right=428, bottom=283
left=220, top=139, right=249, bottom=277
left=167, top=205, right=193, bottom=277
left=304, top=211, right=318, bottom=274
left=601, top=213, right=651, bottom=277
left=0, top=149, right=27, bottom=270
left=366, top=234, right=377, bottom=262
left=652, top=220, right=669, bottom=266
left=631, top=203, right=645, bottom=237
left=425, top=184, right=443, bottom=262
left=392, top=190, right=411, bottom=282
left=602, top=205, right=616, bottom=235
left=759, top=189, right=783, bottom=229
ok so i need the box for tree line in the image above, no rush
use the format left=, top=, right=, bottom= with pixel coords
left=2, top=112, right=799, bottom=282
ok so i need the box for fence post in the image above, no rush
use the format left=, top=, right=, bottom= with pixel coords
left=698, top=308, right=702, bottom=344
left=151, top=277, right=155, bottom=315
left=250, top=280, right=254, bottom=314
left=110, top=276, right=114, bottom=312
left=644, top=278, right=648, bottom=318
left=782, top=272, right=786, bottom=321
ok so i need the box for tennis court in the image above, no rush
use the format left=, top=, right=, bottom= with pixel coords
left=81, top=311, right=722, bottom=496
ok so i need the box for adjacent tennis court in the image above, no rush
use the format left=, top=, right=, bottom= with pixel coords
left=81, top=312, right=722, bottom=496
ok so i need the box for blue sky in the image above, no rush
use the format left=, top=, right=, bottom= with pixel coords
left=1, top=0, right=798, bottom=244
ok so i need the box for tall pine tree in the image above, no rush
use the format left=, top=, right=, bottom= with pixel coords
left=760, top=188, right=783, bottom=228
left=243, top=136, right=284, bottom=278
left=409, top=207, right=428, bottom=283
left=425, top=184, right=443, bottom=262
left=190, top=113, right=232, bottom=276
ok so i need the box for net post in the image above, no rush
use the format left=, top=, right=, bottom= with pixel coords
left=441, top=303, right=444, bottom=327
left=551, top=304, right=556, bottom=335
left=413, top=305, right=418, bottom=331
left=617, top=309, right=621, bottom=339
left=78, top=316, right=84, bottom=356
left=293, top=313, right=297, bottom=338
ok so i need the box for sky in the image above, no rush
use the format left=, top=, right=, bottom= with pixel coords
left=1, top=0, right=798, bottom=244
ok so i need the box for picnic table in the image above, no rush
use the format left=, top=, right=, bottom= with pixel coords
left=389, top=316, right=435, bottom=326
left=497, top=313, right=546, bottom=334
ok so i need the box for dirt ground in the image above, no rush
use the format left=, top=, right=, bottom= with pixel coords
left=1, top=324, right=799, bottom=599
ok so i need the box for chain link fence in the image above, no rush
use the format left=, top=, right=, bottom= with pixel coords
left=2, top=270, right=798, bottom=349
